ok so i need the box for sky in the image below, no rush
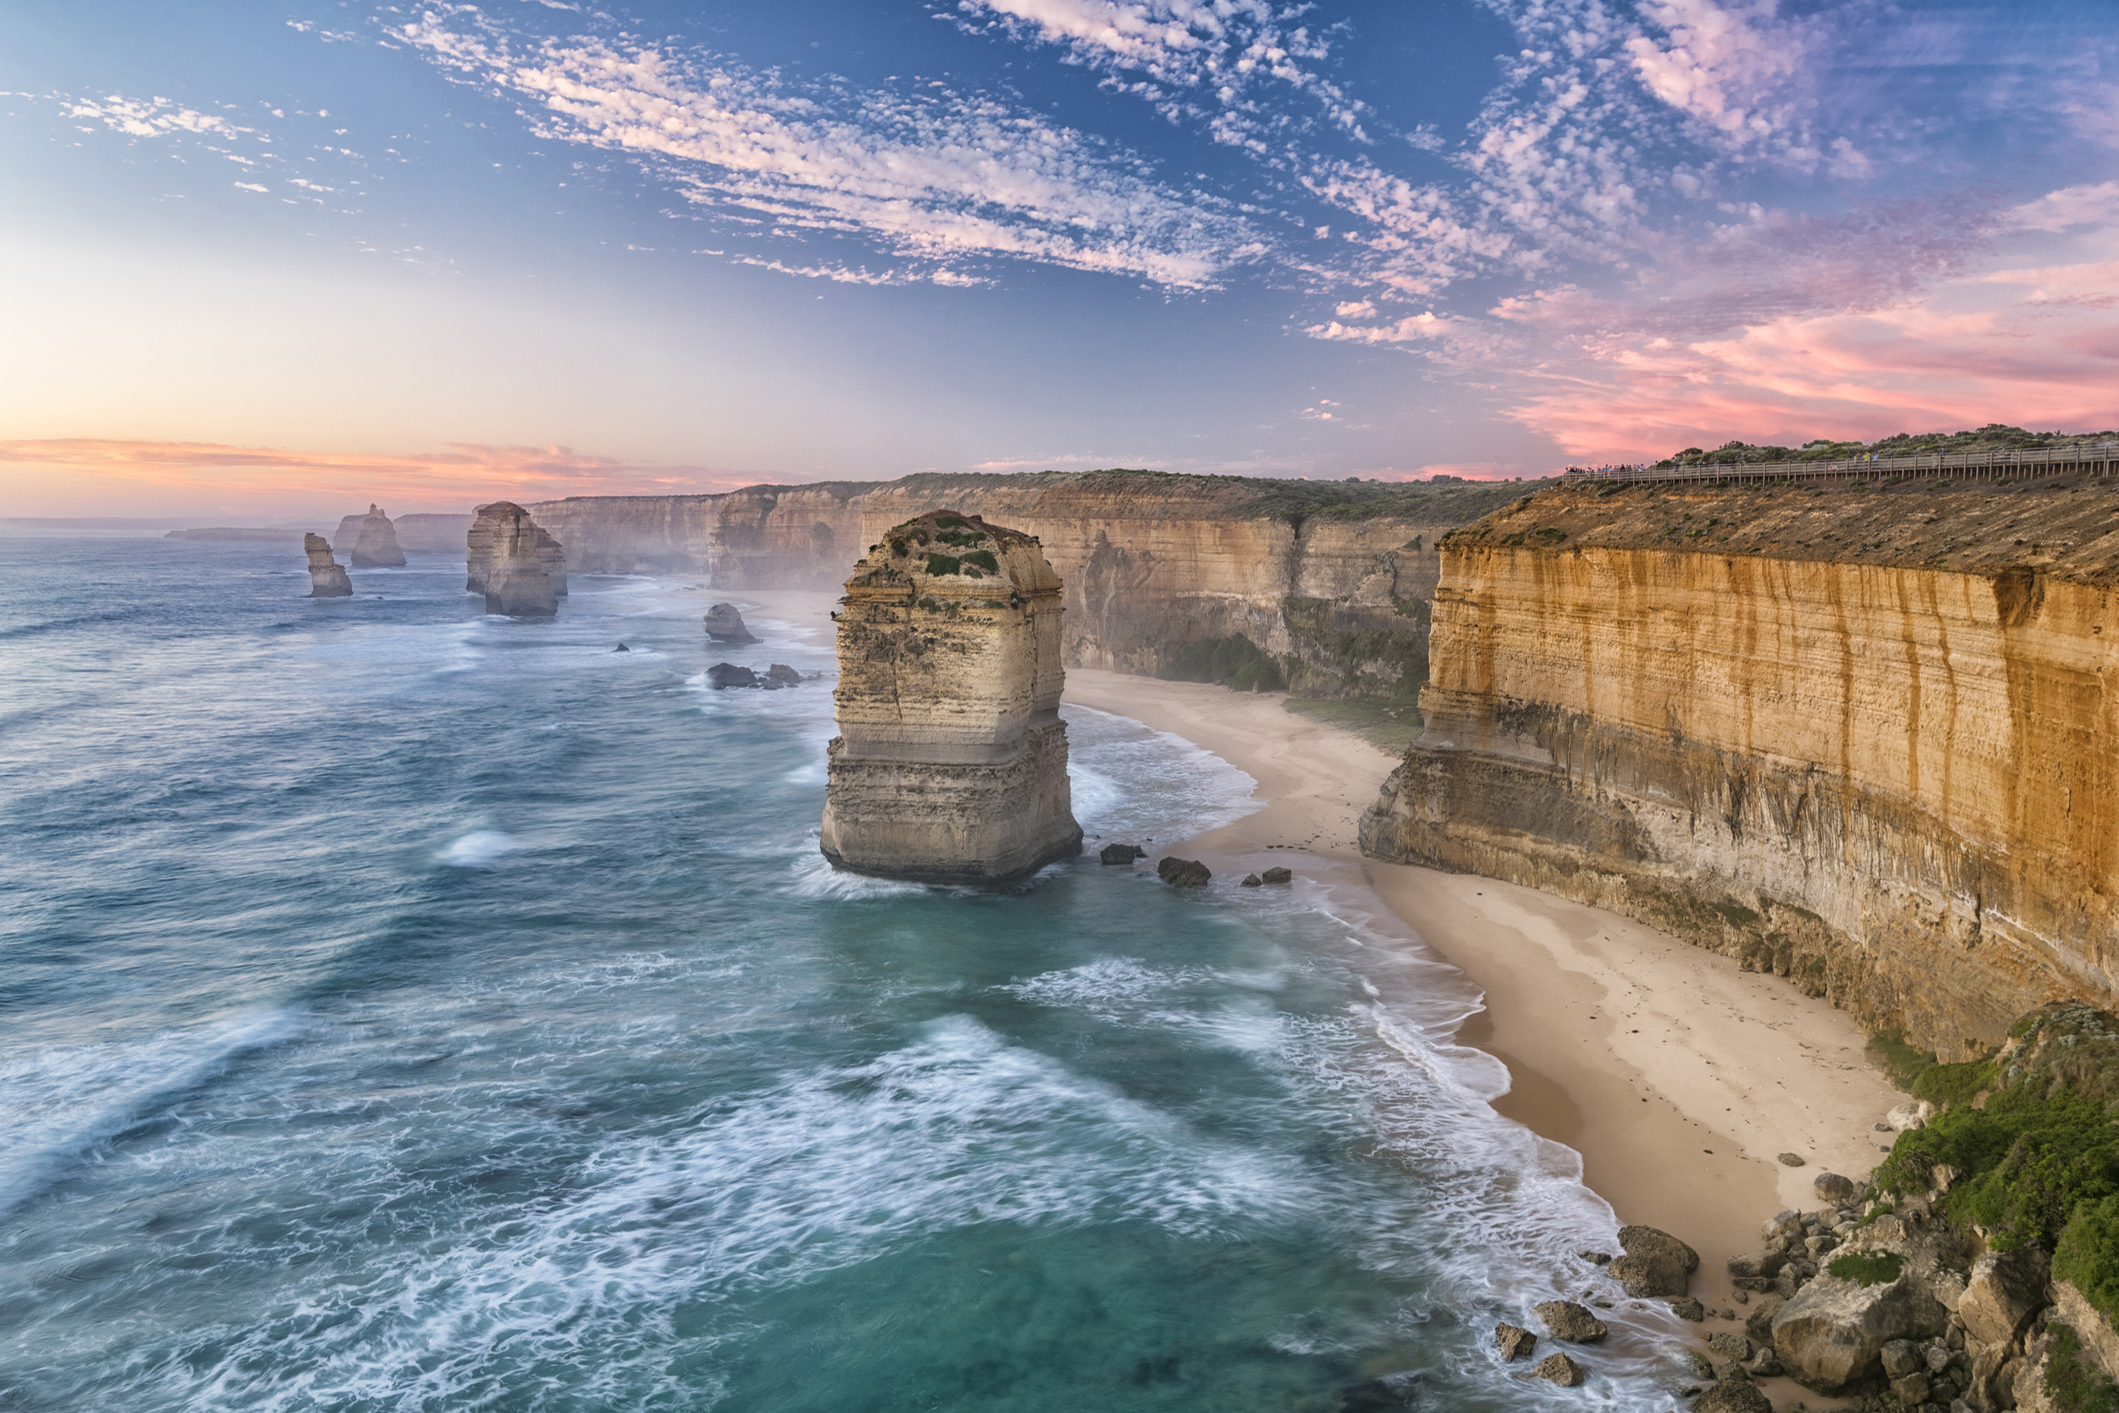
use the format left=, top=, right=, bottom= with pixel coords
left=2, top=0, right=2115, bottom=517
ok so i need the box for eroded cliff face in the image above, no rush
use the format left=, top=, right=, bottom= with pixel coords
left=468, top=502, right=567, bottom=617
left=1361, top=477, right=2119, bottom=1058
left=528, top=473, right=1524, bottom=696
left=820, top=510, right=1081, bottom=884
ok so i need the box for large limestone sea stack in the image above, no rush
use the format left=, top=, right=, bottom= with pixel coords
left=467, top=501, right=568, bottom=617
left=304, top=534, right=352, bottom=597
left=820, top=510, right=1082, bottom=885
left=348, top=504, right=407, bottom=568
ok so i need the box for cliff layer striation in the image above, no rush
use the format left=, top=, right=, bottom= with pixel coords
left=820, top=510, right=1082, bottom=884
left=1361, top=473, right=2119, bottom=1058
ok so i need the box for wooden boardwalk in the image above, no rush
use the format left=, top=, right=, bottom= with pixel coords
left=1562, top=441, right=2119, bottom=488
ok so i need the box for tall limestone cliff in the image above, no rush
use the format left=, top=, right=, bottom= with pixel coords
left=346, top=504, right=407, bottom=568
left=467, top=502, right=566, bottom=617
left=820, top=510, right=1082, bottom=885
left=304, top=534, right=352, bottom=597
left=1360, top=475, right=2119, bottom=1059
left=523, top=473, right=1535, bottom=699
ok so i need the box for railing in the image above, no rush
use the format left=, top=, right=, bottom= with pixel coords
left=1561, top=442, right=2119, bottom=486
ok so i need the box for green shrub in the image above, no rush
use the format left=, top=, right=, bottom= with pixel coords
left=935, top=515, right=967, bottom=529
left=923, top=553, right=962, bottom=577
left=937, top=529, right=985, bottom=547
left=1878, top=1083, right=2119, bottom=1252
left=2058, top=1195, right=2119, bottom=1324
left=1913, top=1058, right=1999, bottom=1108
left=2041, top=1323, right=2119, bottom=1413
left=1163, top=635, right=1286, bottom=692
left=1826, top=1250, right=1903, bottom=1286
left=1867, top=1031, right=1936, bottom=1091
left=962, top=549, right=999, bottom=573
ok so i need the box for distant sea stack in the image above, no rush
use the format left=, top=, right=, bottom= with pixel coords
left=703, top=603, right=760, bottom=643
left=466, top=502, right=566, bottom=617
left=303, top=534, right=352, bottom=597
left=820, top=510, right=1082, bottom=885
left=347, top=504, right=407, bottom=567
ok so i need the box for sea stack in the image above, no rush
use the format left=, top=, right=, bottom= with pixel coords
left=703, top=603, right=760, bottom=643
left=466, top=502, right=566, bottom=617
left=820, top=510, right=1082, bottom=884
left=348, top=504, right=407, bottom=568
left=304, top=534, right=353, bottom=597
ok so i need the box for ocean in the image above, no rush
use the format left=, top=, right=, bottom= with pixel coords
left=0, top=534, right=1689, bottom=1410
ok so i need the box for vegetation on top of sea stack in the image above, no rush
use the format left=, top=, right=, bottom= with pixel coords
left=1653, top=425, right=2119, bottom=471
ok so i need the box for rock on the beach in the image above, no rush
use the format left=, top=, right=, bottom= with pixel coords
left=1707, top=1331, right=1753, bottom=1361
left=1730, top=1252, right=1788, bottom=1280
left=1813, top=1172, right=1860, bottom=1205
left=1535, top=1301, right=1609, bottom=1343
left=1100, top=844, right=1146, bottom=865
left=1958, top=1247, right=2050, bottom=1350
left=304, top=533, right=353, bottom=597
left=762, top=664, right=802, bottom=689
left=1240, top=873, right=1262, bottom=887
left=1770, top=1253, right=1947, bottom=1391
left=1495, top=1323, right=1536, bottom=1361
left=1260, top=866, right=1293, bottom=884
left=1157, top=857, right=1211, bottom=887
left=1886, top=1100, right=1934, bottom=1131
left=704, top=603, right=760, bottom=643
left=1678, top=1348, right=1715, bottom=1380
left=1579, top=1250, right=1613, bottom=1266
left=1670, top=1297, right=1707, bottom=1322
left=1744, top=1295, right=1786, bottom=1346
left=1612, top=1225, right=1700, bottom=1298
left=1778, top=1152, right=1807, bottom=1167
left=1691, top=1378, right=1772, bottom=1413
left=708, top=663, right=760, bottom=689
left=1530, top=1352, right=1584, bottom=1386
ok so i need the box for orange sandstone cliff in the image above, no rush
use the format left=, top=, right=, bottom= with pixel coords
left=1360, top=474, right=2119, bottom=1058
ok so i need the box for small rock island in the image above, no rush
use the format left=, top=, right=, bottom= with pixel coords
left=467, top=502, right=568, bottom=617
left=820, top=510, right=1082, bottom=884
left=304, top=534, right=352, bottom=597
left=349, top=504, right=407, bottom=568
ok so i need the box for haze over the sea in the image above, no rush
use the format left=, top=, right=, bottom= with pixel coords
left=4, top=0, right=2115, bottom=517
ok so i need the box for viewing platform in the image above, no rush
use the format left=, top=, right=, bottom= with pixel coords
left=1561, top=441, right=2119, bottom=488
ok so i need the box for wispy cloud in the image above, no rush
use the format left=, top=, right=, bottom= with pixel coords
left=397, top=6, right=1265, bottom=289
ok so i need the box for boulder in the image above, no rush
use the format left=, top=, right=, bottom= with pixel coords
left=703, top=603, right=760, bottom=643
left=614, top=643, right=630, bottom=652
left=1814, top=1172, right=1861, bottom=1205
left=1100, top=844, right=1146, bottom=865
left=1671, top=1296, right=1707, bottom=1322
left=1678, top=1348, right=1715, bottom=1380
left=1535, top=1300, right=1609, bottom=1343
left=708, top=663, right=760, bottom=689
left=1707, top=1331, right=1753, bottom=1360
left=1958, top=1248, right=2050, bottom=1351
left=303, top=533, right=353, bottom=597
left=1495, top=1323, right=1536, bottom=1361
left=1744, top=1295, right=1786, bottom=1346
left=1771, top=1255, right=1949, bottom=1391
left=1691, top=1379, right=1772, bottom=1413
left=762, top=663, right=802, bottom=689
left=1612, top=1224, right=1700, bottom=1298
left=1260, top=866, right=1293, bottom=884
left=1886, top=1100, right=1935, bottom=1131
left=1530, top=1352, right=1584, bottom=1386
left=1891, top=1370, right=1930, bottom=1405
left=1579, top=1251, right=1613, bottom=1266
left=1730, top=1251, right=1788, bottom=1280
left=1240, top=873, right=1263, bottom=887
left=1779, top=1152, right=1808, bottom=1167
left=1157, top=857, right=1211, bottom=887
left=1883, top=1339, right=1924, bottom=1377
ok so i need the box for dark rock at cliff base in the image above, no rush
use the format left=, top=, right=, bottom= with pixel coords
left=704, top=603, right=760, bottom=643
left=1241, top=873, right=1263, bottom=887
left=304, top=534, right=353, bottom=597
left=1579, top=1251, right=1612, bottom=1265
left=1495, top=1323, right=1536, bottom=1361
left=349, top=504, right=407, bottom=568
left=1260, top=866, right=1293, bottom=884
left=1535, top=1301, right=1608, bottom=1343
left=1744, top=1294, right=1785, bottom=1346
left=1706, top=1331, right=1752, bottom=1361
left=1812, top=1172, right=1859, bottom=1205
left=1530, top=1352, right=1584, bottom=1386
left=1613, top=1225, right=1700, bottom=1298
left=1157, top=857, right=1211, bottom=887
left=1691, top=1379, right=1771, bottom=1413
left=1101, top=844, right=1145, bottom=865
left=1670, top=1297, right=1707, bottom=1322
left=762, top=664, right=801, bottom=689
left=1770, top=1257, right=1946, bottom=1391
left=708, top=663, right=760, bottom=689
left=1958, top=1247, right=2049, bottom=1349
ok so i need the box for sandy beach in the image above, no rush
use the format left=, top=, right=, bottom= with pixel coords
left=1064, top=670, right=1906, bottom=1325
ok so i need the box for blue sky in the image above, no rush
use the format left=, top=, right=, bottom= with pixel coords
left=3, top=0, right=2115, bottom=514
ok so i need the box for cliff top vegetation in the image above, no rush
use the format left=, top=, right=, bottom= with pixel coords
left=1451, top=471, right=2119, bottom=583
left=1652, top=425, right=2118, bottom=471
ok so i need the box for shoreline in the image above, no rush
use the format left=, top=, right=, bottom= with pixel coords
left=1064, top=671, right=1905, bottom=1360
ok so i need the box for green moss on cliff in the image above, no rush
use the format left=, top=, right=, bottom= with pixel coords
left=1162, top=635, right=1286, bottom=692
left=1282, top=696, right=1424, bottom=752
left=2039, top=1323, right=2119, bottom=1413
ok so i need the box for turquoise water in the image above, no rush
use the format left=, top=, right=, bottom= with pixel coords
left=0, top=536, right=1688, bottom=1410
